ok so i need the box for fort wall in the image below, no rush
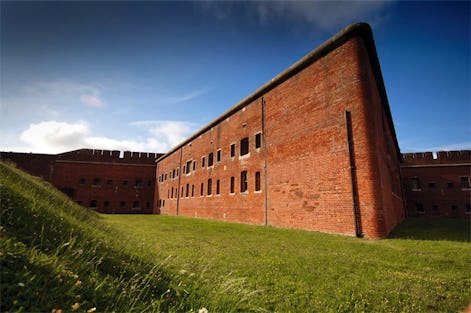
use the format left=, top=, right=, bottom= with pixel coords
left=155, top=23, right=405, bottom=239
left=401, top=150, right=471, bottom=217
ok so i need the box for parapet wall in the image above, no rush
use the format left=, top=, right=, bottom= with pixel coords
left=57, top=149, right=162, bottom=164
left=402, top=150, right=471, bottom=165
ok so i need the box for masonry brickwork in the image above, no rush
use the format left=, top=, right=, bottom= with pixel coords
left=401, top=150, right=471, bottom=217
left=1, top=149, right=162, bottom=214
left=155, top=23, right=405, bottom=239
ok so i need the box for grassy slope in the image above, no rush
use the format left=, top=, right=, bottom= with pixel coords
left=103, top=214, right=471, bottom=313
left=1, top=161, right=470, bottom=312
left=1, top=162, right=254, bottom=313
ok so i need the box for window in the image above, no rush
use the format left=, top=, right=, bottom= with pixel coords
left=104, top=201, right=110, bottom=207
left=255, top=133, right=262, bottom=149
left=92, top=178, right=101, bottom=187
left=207, top=179, right=212, bottom=195
left=447, top=182, right=454, bottom=188
left=411, top=177, right=421, bottom=190
left=120, top=201, right=126, bottom=208
left=171, top=187, right=174, bottom=198
left=432, top=205, right=439, bottom=212
left=241, top=171, right=248, bottom=193
left=428, top=182, right=436, bottom=188
left=255, top=171, right=261, bottom=191
left=133, top=201, right=140, bottom=209
left=122, top=180, right=129, bottom=186
left=451, top=205, right=458, bottom=211
left=106, top=179, right=113, bottom=186
left=466, top=204, right=471, bottom=213
left=201, top=182, right=204, bottom=196
left=172, top=169, right=176, bottom=179
left=79, top=178, right=86, bottom=185
left=230, top=144, right=235, bottom=158
left=183, top=165, right=186, bottom=174
left=164, top=174, right=167, bottom=181
left=217, top=149, right=221, bottom=162
left=148, top=180, right=152, bottom=187
left=240, top=138, right=249, bottom=156
left=186, top=184, right=189, bottom=197
left=202, top=156, right=206, bottom=168
left=416, top=203, right=424, bottom=214
left=193, top=161, right=196, bottom=171
left=230, top=176, right=235, bottom=194
left=460, top=177, right=470, bottom=189
left=146, top=202, right=150, bottom=208
left=89, top=200, right=98, bottom=208
left=186, top=160, right=192, bottom=174
left=191, top=184, right=195, bottom=197
left=176, top=168, right=179, bottom=177
left=135, top=179, right=143, bottom=188
left=208, top=153, right=214, bottom=167
left=216, top=179, right=220, bottom=195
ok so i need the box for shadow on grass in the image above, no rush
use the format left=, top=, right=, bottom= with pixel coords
left=388, top=217, right=471, bottom=242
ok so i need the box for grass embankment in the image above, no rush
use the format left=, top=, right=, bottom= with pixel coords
left=0, top=162, right=253, bottom=312
left=1, top=161, right=470, bottom=312
left=104, top=214, right=471, bottom=312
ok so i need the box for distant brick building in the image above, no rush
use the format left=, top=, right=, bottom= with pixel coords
left=1, top=149, right=162, bottom=214
left=155, top=23, right=405, bottom=239
left=401, top=150, right=471, bottom=217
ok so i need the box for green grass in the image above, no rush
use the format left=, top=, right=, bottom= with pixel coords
left=2, top=161, right=470, bottom=312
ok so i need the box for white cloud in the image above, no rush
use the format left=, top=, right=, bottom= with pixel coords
left=13, top=119, right=199, bottom=154
left=200, top=1, right=392, bottom=33
left=80, top=94, right=104, bottom=108
left=130, top=120, right=200, bottom=150
left=402, top=141, right=471, bottom=153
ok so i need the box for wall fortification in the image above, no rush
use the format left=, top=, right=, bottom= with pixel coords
left=402, top=150, right=471, bottom=165
left=57, top=149, right=162, bottom=164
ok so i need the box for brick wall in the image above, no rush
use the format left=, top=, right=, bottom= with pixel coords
left=401, top=150, right=471, bottom=217
left=1, top=149, right=161, bottom=214
left=155, top=23, right=405, bottom=239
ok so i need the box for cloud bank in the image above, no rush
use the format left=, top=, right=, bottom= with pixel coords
left=16, top=120, right=199, bottom=154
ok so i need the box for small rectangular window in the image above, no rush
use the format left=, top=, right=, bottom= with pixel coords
left=79, top=178, right=86, bottom=185
left=230, top=176, right=235, bottom=194
left=135, top=179, right=143, bottom=188
left=255, top=171, right=261, bottom=191
left=240, top=138, right=249, bottom=156
left=201, top=182, right=204, bottom=196
left=208, top=153, right=214, bottom=167
left=255, top=133, right=261, bottom=149
left=460, top=177, right=470, bottom=189
left=428, top=182, right=436, bottom=188
left=202, top=156, right=206, bottom=168
left=416, top=203, right=424, bottom=214
left=447, top=182, right=454, bottom=188
left=216, top=179, right=220, bottom=195
left=191, top=184, right=195, bottom=197
left=193, top=161, right=196, bottom=171
left=104, top=201, right=110, bottom=207
left=123, top=180, right=129, bottom=186
left=411, top=177, right=421, bottom=190
left=106, top=179, right=113, bottom=186
left=241, top=171, right=248, bottom=193
left=171, top=187, right=174, bottom=198
left=183, top=165, right=186, bottom=174
left=186, top=160, right=192, bottom=174
left=92, top=178, right=101, bottom=187
left=217, top=149, right=221, bottom=162
left=172, top=169, right=176, bottom=179
left=120, top=201, right=126, bottom=208
left=186, top=184, right=189, bottom=197
left=133, top=201, right=140, bottom=209
left=207, top=179, right=212, bottom=195
left=230, top=144, right=235, bottom=158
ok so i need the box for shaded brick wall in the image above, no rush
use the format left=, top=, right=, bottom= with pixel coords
left=1, top=149, right=161, bottom=214
left=401, top=150, right=471, bottom=217
left=155, top=23, right=405, bottom=239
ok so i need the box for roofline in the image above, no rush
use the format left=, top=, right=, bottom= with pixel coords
left=157, top=22, right=400, bottom=163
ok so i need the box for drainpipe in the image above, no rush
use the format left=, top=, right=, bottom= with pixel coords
left=262, top=97, right=269, bottom=226
left=176, top=147, right=183, bottom=216
left=345, top=111, right=363, bottom=238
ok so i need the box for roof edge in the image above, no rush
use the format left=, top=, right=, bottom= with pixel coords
left=158, top=22, right=397, bottom=162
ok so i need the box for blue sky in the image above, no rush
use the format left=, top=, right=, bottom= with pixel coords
left=1, top=1, right=469, bottom=154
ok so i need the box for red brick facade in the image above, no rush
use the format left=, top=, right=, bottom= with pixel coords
left=401, top=150, right=471, bottom=217
left=1, top=149, right=161, bottom=214
left=155, top=23, right=406, bottom=239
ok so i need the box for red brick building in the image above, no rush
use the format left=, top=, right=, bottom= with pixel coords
left=1, top=149, right=161, bottom=214
left=401, top=150, right=471, bottom=217
left=155, top=23, right=405, bottom=239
